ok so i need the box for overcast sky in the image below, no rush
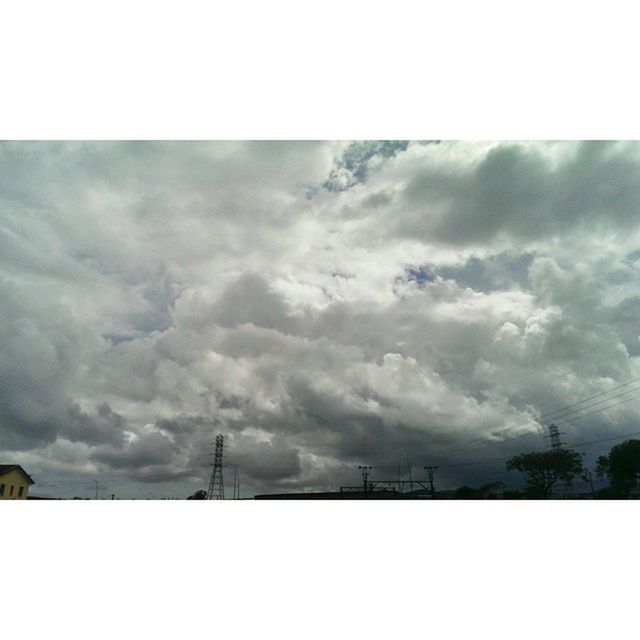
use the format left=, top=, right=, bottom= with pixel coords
left=3, top=140, right=640, bottom=498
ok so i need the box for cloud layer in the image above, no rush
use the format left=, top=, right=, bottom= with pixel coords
left=2, top=141, right=640, bottom=497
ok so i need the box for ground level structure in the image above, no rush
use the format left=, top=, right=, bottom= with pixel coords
left=0, top=465, right=34, bottom=500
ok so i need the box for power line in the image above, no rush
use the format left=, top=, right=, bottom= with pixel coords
left=568, top=429, right=640, bottom=450
left=432, top=393, right=640, bottom=470
left=554, top=391, right=640, bottom=426
left=438, top=428, right=541, bottom=459
left=438, top=429, right=640, bottom=470
left=434, top=386, right=640, bottom=464
left=439, top=454, right=513, bottom=469
left=541, top=386, right=640, bottom=424
left=539, top=375, right=640, bottom=419
left=435, top=375, right=640, bottom=460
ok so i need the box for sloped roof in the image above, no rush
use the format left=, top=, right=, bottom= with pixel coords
left=0, top=465, right=35, bottom=484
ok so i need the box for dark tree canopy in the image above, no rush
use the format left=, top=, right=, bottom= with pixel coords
left=454, top=485, right=480, bottom=499
left=595, top=455, right=610, bottom=479
left=506, top=449, right=583, bottom=498
left=187, top=489, right=208, bottom=500
left=596, top=439, right=640, bottom=496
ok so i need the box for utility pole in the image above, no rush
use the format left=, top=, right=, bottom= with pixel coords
left=424, top=466, right=437, bottom=499
left=233, top=465, right=239, bottom=500
left=358, top=465, right=372, bottom=499
left=207, top=434, right=225, bottom=500
left=93, top=479, right=99, bottom=500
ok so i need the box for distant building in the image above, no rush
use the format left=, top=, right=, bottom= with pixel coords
left=256, top=490, right=403, bottom=500
left=256, top=488, right=420, bottom=499
left=0, top=465, right=34, bottom=500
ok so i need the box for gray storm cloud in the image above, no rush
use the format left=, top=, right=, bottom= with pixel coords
left=2, top=141, right=640, bottom=497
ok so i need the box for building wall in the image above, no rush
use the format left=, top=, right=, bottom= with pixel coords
left=0, top=469, right=31, bottom=500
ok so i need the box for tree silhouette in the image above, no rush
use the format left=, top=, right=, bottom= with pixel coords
left=506, top=449, right=583, bottom=498
left=595, top=439, right=640, bottom=497
left=595, top=455, right=610, bottom=479
left=187, top=489, right=207, bottom=500
left=454, top=485, right=480, bottom=499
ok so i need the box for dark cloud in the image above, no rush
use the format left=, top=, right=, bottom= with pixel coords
left=61, top=403, right=128, bottom=447
left=91, top=431, right=178, bottom=471
left=226, top=434, right=301, bottom=482
left=397, top=141, right=640, bottom=246
left=435, top=252, right=536, bottom=293
left=208, top=272, right=301, bottom=333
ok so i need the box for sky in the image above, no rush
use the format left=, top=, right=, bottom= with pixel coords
left=2, top=140, right=640, bottom=498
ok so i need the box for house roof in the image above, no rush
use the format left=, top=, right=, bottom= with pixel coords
left=0, top=465, right=35, bottom=484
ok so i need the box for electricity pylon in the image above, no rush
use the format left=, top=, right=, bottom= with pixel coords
left=207, top=434, right=225, bottom=500
left=547, top=423, right=565, bottom=450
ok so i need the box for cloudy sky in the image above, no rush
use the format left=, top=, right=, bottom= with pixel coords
left=3, top=140, right=640, bottom=498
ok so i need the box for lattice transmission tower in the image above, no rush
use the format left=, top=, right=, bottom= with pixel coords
left=207, top=434, right=225, bottom=500
left=547, top=423, right=565, bottom=450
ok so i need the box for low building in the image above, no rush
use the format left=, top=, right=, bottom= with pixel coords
left=256, top=488, right=411, bottom=499
left=0, top=465, right=34, bottom=500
